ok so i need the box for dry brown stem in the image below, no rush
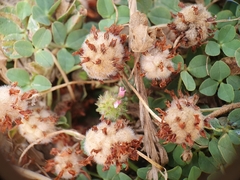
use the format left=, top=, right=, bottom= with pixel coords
left=206, top=102, right=240, bottom=120
left=127, top=0, right=168, bottom=179
left=19, top=130, right=85, bottom=165
left=14, top=166, right=51, bottom=180
left=133, top=61, right=168, bottom=162
left=137, top=150, right=164, bottom=171
left=40, top=79, right=119, bottom=95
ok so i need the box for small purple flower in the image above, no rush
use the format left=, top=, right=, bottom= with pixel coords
left=117, top=87, right=126, bottom=98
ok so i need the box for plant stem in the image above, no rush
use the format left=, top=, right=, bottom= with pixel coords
left=205, top=102, right=240, bottom=120
left=49, top=49, right=76, bottom=101
left=206, top=56, right=210, bottom=76
left=39, top=79, right=119, bottom=95
left=201, top=107, right=220, bottom=112
left=87, top=171, right=102, bottom=178
left=128, top=160, right=138, bottom=172
left=177, top=76, right=182, bottom=91
left=148, top=24, right=168, bottom=30
left=214, top=17, right=240, bottom=23
left=121, top=72, right=162, bottom=123
left=19, top=130, right=85, bottom=165
left=173, top=36, right=181, bottom=48
left=111, top=0, right=118, bottom=24
left=129, top=57, right=139, bottom=80
left=46, top=90, right=53, bottom=107
left=47, top=15, right=56, bottom=22
left=137, top=151, right=164, bottom=171
left=206, top=0, right=219, bottom=9
left=13, top=166, right=51, bottom=180
left=219, top=164, right=225, bottom=174
left=49, top=42, right=63, bottom=49
left=56, top=77, right=63, bottom=103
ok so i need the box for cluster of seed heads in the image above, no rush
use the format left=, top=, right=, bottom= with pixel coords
left=0, top=2, right=218, bottom=179
left=18, top=107, right=57, bottom=143
left=0, top=84, right=59, bottom=144
left=74, top=25, right=128, bottom=80
left=84, top=119, right=141, bottom=172
left=156, top=91, right=208, bottom=148
left=45, top=145, right=92, bottom=179
left=168, top=4, right=214, bottom=48
left=0, top=84, right=35, bottom=133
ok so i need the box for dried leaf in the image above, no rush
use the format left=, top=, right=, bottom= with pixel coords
left=129, top=12, right=154, bottom=52
left=0, top=49, right=10, bottom=84
left=128, top=1, right=168, bottom=179
left=222, top=57, right=240, bottom=75
left=128, top=0, right=137, bottom=15
left=134, top=58, right=168, bottom=180
left=55, top=0, right=72, bottom=19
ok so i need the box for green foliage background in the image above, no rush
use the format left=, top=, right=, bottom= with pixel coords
left=1, top=0, right=240, bottom=179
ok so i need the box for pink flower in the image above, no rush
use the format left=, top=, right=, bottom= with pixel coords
left=117, top=87, right=126, bottom=98
left=114, top=87, right=126, bottom=108
left=114, top=100, right=122, bottom=108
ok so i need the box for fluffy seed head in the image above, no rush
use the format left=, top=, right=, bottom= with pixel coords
left=170, top=4, right=213, bottom=47
left=157, top=92, right=206, bottom=148
left=18, top=108, right=57, bottom=143
left=45, top=145, right=91, bottom=179
left=75, top=25, right=126, bottom=80
left=84, top=119, right=141, bottom=172
left=0, top=85, right=35, bottom=132
left=52, top=133, right=75, bottom=149
left=140, top=48, right=174, bottom=80
left=54, top=147, right=82, bottom=179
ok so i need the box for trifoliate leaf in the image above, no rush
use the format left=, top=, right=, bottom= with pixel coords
left=199, top=78, right=219, bottom=96
left=52, top=21, right=67, bottom=45
left=180, top=71, right=196, bottom=91
left=97, top=0, right=114, bottom=18
left=222, top=39, right=240, bottom=57
left=210, top=61, right=230, bottom=81
left=218, top=24, right=236, bottom=43
left=217, top=82, right=234, bottom=102
left=148, top=6, right=171, bottom=25
left=188, top=55, right=208, bottom=78
left=14, top=40, right=34, bottom=57
left=32, top=27, right=52, bottom=49
left=6, top=68, right=30, bottom=87
left=205, top=41, right=220, bottom=56
left=218, top=134, right=237, bottom=164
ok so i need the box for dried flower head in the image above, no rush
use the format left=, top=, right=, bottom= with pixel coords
left=74, top=25, right=128, bottom=80
left=52, top=133, right=75, bottom=149
left=84, top=119, right=141, bottom=172
left=18, top=108, right=57, bottom=143
left=96, top=87, right=127, bottom=121
left=0, top=84, right=36, bottom=132
left=169, top=4, right=213, bottom=48
left=45, top=145, right=91, bottom=179
left=140, top=48, right=174, bottom=80
left=156, top=92, right=208, bottom=148
left=129, top=11, right=154, bottom=52
left=181, top=149, right=193, bottom=162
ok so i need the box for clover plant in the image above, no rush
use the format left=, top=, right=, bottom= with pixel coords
left=0, top=0, right=240, bottom=180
